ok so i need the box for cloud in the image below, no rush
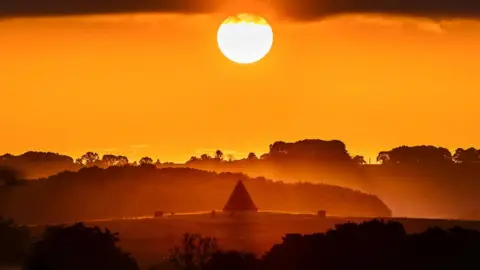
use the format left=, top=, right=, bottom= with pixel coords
left=1, top=0, right=480, bottom=21
left=0, top=0, right=214, bottom=18
left=277, top=0, right=480, bottom=21
left=347, top=14, right=445, bottom=33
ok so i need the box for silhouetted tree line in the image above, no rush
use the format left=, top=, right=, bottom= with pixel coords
left=3, top=139, right=480, bottom=220
left=2, top=140, right=479, bottom=180
left=0, top=217, right=138, bottom=270
left=75, top=152, right=160, bottom=168
left=187, top=140, right=358, bottom=165
left=0, top=166, right=27, bottom=186
left=4, top=217, right=480, bottom=270
left=0, top=151, right=161, bottom=179
left=184, top=142, right=480, bottom=220
left=0, top=167, right=390, bottom=224
left=377, top=145, right=480, bottom=165
left=260, top=219, right=480, bottom=270
left=188, top=141, right=480, bottom=166
left=0, top=152, right=80, bottom=179
left=24, top=223, right=139, bottom=270
left=159, top=220, right=480, bottom=270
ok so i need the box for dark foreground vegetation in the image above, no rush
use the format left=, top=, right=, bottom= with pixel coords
left=0, top=166, right=390, bottom=224
left=2, top=139, right=480, bottom=219
left=2, top=217, right=480, bottom=270
left=0, top=218, right=30, bottom=266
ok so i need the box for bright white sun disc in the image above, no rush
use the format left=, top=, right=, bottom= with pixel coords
left=217, top=13, right=274, bottom=64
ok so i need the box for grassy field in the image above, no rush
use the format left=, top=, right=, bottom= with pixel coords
left=27, top=212, right=480, bottom=269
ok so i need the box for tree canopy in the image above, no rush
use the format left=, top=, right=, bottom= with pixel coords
left=0, top=217, right=30, bottom=265
left=24, top=223, right=139, bottom=270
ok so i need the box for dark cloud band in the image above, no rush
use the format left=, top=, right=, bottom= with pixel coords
left=0, top=0, right=213, bottom=18
left=1, top=0, right=480, bottom=19
left=278, top=0, right=480, bottom=20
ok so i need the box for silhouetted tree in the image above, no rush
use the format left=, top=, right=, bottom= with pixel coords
left=154, top=159, right=161, bottom=167
left=269, top=141, right=288, bottom=154
left=259, top=153, right=269, bottom=160
left=200, top=154, right=211, bottom=161
left=352, top=155, right=366, bottom=165
left=265, top=139, right=352, bottom=163
left=75, top=158, right=83, bottom=165
left=188, top=156, right=200, bottom=163
left=0, top=153, right=14, bottom=160
left=0, top=166, right=22, bottom=186
left=0, top=152, right=79, bottom=179
left=377, top=151, right=390, bottom=164
left=247, top=152, right=258, bottom=160
left=117, top=156, right=129, bottom=166
left=139, top=157, right=154, bottom=166
left=168, top=233, right=219, bottom=270
left=102, top=155, right=129, bottom=167
left=18, top=152, right=73, bottom=164
left=377, top=146, right=453, bottom=165
left=453, top=148, right=480, bottom=164
left=78, top=152, right=100, bottom=167
left=24, top=223, right=139, bottom=270
left=215, top=150, right=224, bottom=161
left=101, top=155, right=115, bottom=167
left=0, top=217, right=30, bottom=266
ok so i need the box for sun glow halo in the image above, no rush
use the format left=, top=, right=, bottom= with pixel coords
left=217, top=13, right=274, bottom=64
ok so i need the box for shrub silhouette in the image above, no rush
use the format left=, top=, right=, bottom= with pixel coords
left=0, top=217, right=30, bottom=266
left=0, top=166, right=25, bottom=186
left=15, top=219, right=480, bottom=270
left=168, top=233, right=219, bottom=270
left=24, top=223, right=139, bottom=270
left=262, top=219, right=480, bottom=270
left=407, top=226, right=480, bottom=269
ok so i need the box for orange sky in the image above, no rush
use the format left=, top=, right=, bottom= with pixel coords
left=1, top=11, right=479, bottom=162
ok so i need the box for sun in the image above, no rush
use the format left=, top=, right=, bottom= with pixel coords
left=217, top=13, right=274, bottom=64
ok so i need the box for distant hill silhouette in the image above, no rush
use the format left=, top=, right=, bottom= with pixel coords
left=0, top=152, right=80, bottom=179
left=184, top=142, right=480, bottom=220
left=0, top=166, right=390, bottom=224
left=2, top=139, right=480, bottom=219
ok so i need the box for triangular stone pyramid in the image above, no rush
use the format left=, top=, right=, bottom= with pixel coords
left=223, top=180, right=258, bottom=212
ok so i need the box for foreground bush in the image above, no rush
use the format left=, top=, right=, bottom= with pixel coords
left=24, top=223, right=139, bottom=270
left=168, top=233, right=219, bottom=270
left=164, top=220, right=480, bottom=270
left=14, top=219, right=480, bottom=270
left=262, top=219, right=480, bottom=270
left=0, top=217, right=30, bottom=266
